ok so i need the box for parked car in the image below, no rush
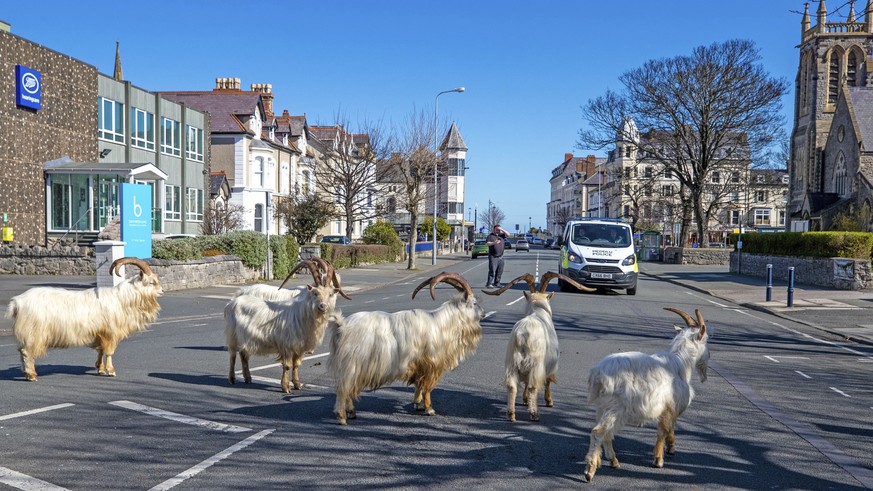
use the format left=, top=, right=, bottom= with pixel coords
left=471, top=239, right=488, bottom=259
left=515, top=239, right=530, bottom=252
left=708, top=242, right=726, bottom=248
left=320, top=235, right=352, bottom=245
left=503, top=237, right=513, bottom=249
left=544, top=238, right=555, bottom=249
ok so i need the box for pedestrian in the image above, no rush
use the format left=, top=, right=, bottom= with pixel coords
left=485, top=224, right=510, bottom=288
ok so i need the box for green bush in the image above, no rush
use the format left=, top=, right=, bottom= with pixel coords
left=269, top=235, right=291, bottom=279
left=285, top=234, right=300, bottom=265
left=362, top=220, right=403, bottom=260
left=152, top=238, right=201, bottom=261
left=731, top=231, right=873, bottom=259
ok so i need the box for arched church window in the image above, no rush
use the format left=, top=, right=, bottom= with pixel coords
left=835, top=152, right=848, bottom=197
left=848, top=51, right=858, bottom=87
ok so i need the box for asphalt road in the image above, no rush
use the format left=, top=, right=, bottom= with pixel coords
left=1, top=248, right=872, bottom=490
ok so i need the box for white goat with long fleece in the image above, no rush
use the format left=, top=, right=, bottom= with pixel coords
left=583, top=308, right=710, bottom=483
left=328, top=272, right=484, bottom=425
left=225, top=259, right=349, bottom=394
left=233, top=257, right=349, bottom=302
left=483, top=272, right=594, bottom=422
left=6, top=257, right=162, bottom=381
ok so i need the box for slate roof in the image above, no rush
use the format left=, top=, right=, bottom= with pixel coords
left=750, top=168, right=789, bottom=186
left=160, top=92, right=263, bottom=133
left=209, top=172, right=229, bottom=195
left=440, top=122, right=467, bottom=151
left=846, top=87, right=873, bottom=150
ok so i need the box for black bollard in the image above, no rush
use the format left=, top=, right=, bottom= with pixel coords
left=787, top=266, right=795, bottom=307
left=766, top=263, right=773, bottom=302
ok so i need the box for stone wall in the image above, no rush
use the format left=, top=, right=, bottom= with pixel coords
left=663, top=247, right=730, bottom=265
left=142, top=255, right=260, bottom=292
left=730, top=252, right=873, bottom=290
left=0, top=244, right=95, bottom=274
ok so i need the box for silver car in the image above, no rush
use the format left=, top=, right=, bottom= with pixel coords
left=515, top=239, right=530, bottom=252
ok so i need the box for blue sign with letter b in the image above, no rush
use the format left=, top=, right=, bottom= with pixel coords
left=121, top=183, right=153, bottom=259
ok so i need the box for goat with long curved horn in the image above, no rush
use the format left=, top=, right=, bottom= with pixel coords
left=412, top=272, right=474, bottom=301
left=482, top=274, right=536, bottom=296
left=109, top=257, right=154, bottom=277
left=279, top=259, right=323, bottom=289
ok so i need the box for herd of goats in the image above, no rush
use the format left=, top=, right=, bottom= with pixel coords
left=5, top=256, right=710, bottom=483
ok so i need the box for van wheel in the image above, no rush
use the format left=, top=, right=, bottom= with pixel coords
left=627, top=285, right=637, bottom=296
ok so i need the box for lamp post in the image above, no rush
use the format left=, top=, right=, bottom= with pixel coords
left=432, top=87, right=465, bottom=265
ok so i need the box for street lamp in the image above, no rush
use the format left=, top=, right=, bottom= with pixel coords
left=432, top=86, right=465, bottom=265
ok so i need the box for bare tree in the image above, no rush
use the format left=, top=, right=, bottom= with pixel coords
left=578, top=39, right=787, bottom=246
left=310, top=116, right=390, bottom=239
left=381, top=109, right=439, bottom=270
left=201, top=201, right=246, bottom=235
left=478, top=204, right=506, bottom=232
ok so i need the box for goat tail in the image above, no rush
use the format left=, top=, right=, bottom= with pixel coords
left=5, top=299, right=17, bottom=319
left=587, top=369, right=612, bottom=403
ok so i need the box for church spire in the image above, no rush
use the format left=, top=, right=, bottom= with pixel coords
left=802, top=3, right=810, bottom=32
left=113, top=41, right=123, bottom=81
left=848, top=1, right=857, bottom=23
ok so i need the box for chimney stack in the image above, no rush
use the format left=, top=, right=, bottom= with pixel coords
left=564, top=153, right=574, bottom=162
left=251, top=83, right=274, bottom=118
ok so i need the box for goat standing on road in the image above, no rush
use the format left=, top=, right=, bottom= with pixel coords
left=484, top=272, right=594, bottom=421
left=583, top=307, right=710, bottom=483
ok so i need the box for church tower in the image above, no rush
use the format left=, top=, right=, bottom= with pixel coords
left=789, top=1, right=873, bottom=223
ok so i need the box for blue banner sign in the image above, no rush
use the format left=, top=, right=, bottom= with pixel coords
left=15, top=65, right=41, bottom=110
left=120, top=183, right=153, bottom=259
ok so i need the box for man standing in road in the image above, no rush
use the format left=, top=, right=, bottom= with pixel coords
left=485, top=224, right=510, bottom=288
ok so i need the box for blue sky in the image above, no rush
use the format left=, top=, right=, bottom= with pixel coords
left=5, top=1, right=824, bottom=231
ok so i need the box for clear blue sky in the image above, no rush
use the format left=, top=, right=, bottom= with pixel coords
left=5, top=0, right=823, bottom=232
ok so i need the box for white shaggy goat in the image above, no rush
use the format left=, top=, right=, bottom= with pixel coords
left=583, top=308, right=710, bottom=483
left=483, top=272, right=594, bottom=422
left=6, top=257, right=162, bottom=381
left=233, top=257, right=349, bottom=302
left=225, top=259, right=349, bottom=393
left=329, top=272, right=484, bottom=425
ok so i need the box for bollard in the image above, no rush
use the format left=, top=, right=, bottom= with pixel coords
left=766, top=263, right=773, bottom=302
left=787, top=266, right=795, bottom=307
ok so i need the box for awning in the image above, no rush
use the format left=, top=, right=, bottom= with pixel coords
left=43, top=157, right=169, bottom=181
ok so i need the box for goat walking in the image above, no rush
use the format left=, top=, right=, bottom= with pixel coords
left=6, top=257, right=162, bottom=381
left=583, top=308, right=710, bottom=483
left=483, top=272, right=593, bottom=421
left=329, top=272, right=484, bottom=425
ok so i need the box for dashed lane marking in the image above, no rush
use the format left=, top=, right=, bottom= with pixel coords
left=109, top=400, right=251, bottom=433
left=147, top=429, right=274, bottom=491
left=0, top=466, right=69, bottom=490
left=0, top=403, right=75, bottom=421
left=795, top=370, right=812, bottom=379
left=829, top=387, right=852, bottom=398
left=233, top=353, right=330, bottom=375
left=764, top=356, right=810, bottom=363
left=507, top=296, right=524, bottom=306
left=484, top=311, right=497, bottom=319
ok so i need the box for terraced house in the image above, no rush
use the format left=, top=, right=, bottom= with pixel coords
left=0, top=24, right=209, bottom=246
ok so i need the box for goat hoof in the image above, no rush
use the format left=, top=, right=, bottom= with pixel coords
left=583, top=468, right=596, bottom=483
left=25, top=376, right=38, bottom=382
left=667, top=447, right=675, bottom=456
left=610, top=458, right=621, bottom=469
left=545, top=401, right=553, bottom=408
left=529, top=412, right=539, bottom=422
left=653, top=458, right=664, bottom=468
left=425, top=408, right=436, bottom=416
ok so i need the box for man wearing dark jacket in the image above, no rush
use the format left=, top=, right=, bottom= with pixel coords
left=485, top=224, right=510, bottom=288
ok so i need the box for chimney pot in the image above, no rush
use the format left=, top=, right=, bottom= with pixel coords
left=564, top=153, right=574, bottom=162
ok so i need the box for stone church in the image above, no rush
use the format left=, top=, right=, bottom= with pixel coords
left=789, top=0, right=873, bottom=231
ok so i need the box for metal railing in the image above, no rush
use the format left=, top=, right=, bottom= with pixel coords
left=57, top=207, right=93, bottom=245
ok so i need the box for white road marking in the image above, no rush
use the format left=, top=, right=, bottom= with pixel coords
left=461, top=264, right=484, bottom=275
left=0, top=403, right=75, bottom=421
left=0, top=466, right=69, bottom=490
left=109, top=400, right=251, bottom=433
left=248, top=375, right=330, bottom=390
left=830, top=387, right=852, bottom=398
left=764, top=356, right=810, bottom=363
left=148, top=429, right=274, bottom=491
left=234, top=353, right=330, bottom=375
left=365, top=300, right=375, bottom=304
left=188, top=323, right=208, bottom=328
left=381, top=296, right=392, bottom=300
left=484, top=311, right=497, bottom=319
left=507, top=296, right=524, bottom=306
left=0, top=344, right=16, bottom=348
left=396, top=294, right=405, bottom=298
left=764, top=356, right=780, bottom=363
left=151, top=313, right=223, bottom=326
left=795, top=370, right=812, bottom=379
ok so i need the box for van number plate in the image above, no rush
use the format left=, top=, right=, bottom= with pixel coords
left=591, top=272, right=613, bottom=279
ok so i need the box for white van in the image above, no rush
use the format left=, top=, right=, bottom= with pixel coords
left=558, top=218, right=638, bottom=295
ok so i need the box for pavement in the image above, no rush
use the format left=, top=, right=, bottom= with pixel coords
left=1, top=250, right=872, bottom=346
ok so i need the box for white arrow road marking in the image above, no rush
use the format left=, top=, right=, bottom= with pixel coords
left=148, top=429, right=274, bottom=491
left=0, top=403, right=75, bottom=421
left=109, top=400, right=251, bottom=433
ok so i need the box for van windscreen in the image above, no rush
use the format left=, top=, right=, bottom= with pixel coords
left=570, top=224, right=630, bottom=248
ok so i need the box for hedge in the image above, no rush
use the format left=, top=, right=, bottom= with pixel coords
left=151, top=231, right=300, bottom=278
left=319, top=243, right=393, bottom=268
left=730, top=231, right=873, bottom=259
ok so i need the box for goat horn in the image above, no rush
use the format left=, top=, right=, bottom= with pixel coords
left=538, top=272, right=596, bottom=293
left=306, top=257, right=350, bottom=300
left=279, top=260, right=322, bottom=289
left=413, top=272, right=473, bottom=301
left=664, top=307, right=697, bottom=327
left=482, top=274, right=536, bottom=296
left=695, top=309, right=707, bottom=338
left=109, top=257, right=153, bottom=277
